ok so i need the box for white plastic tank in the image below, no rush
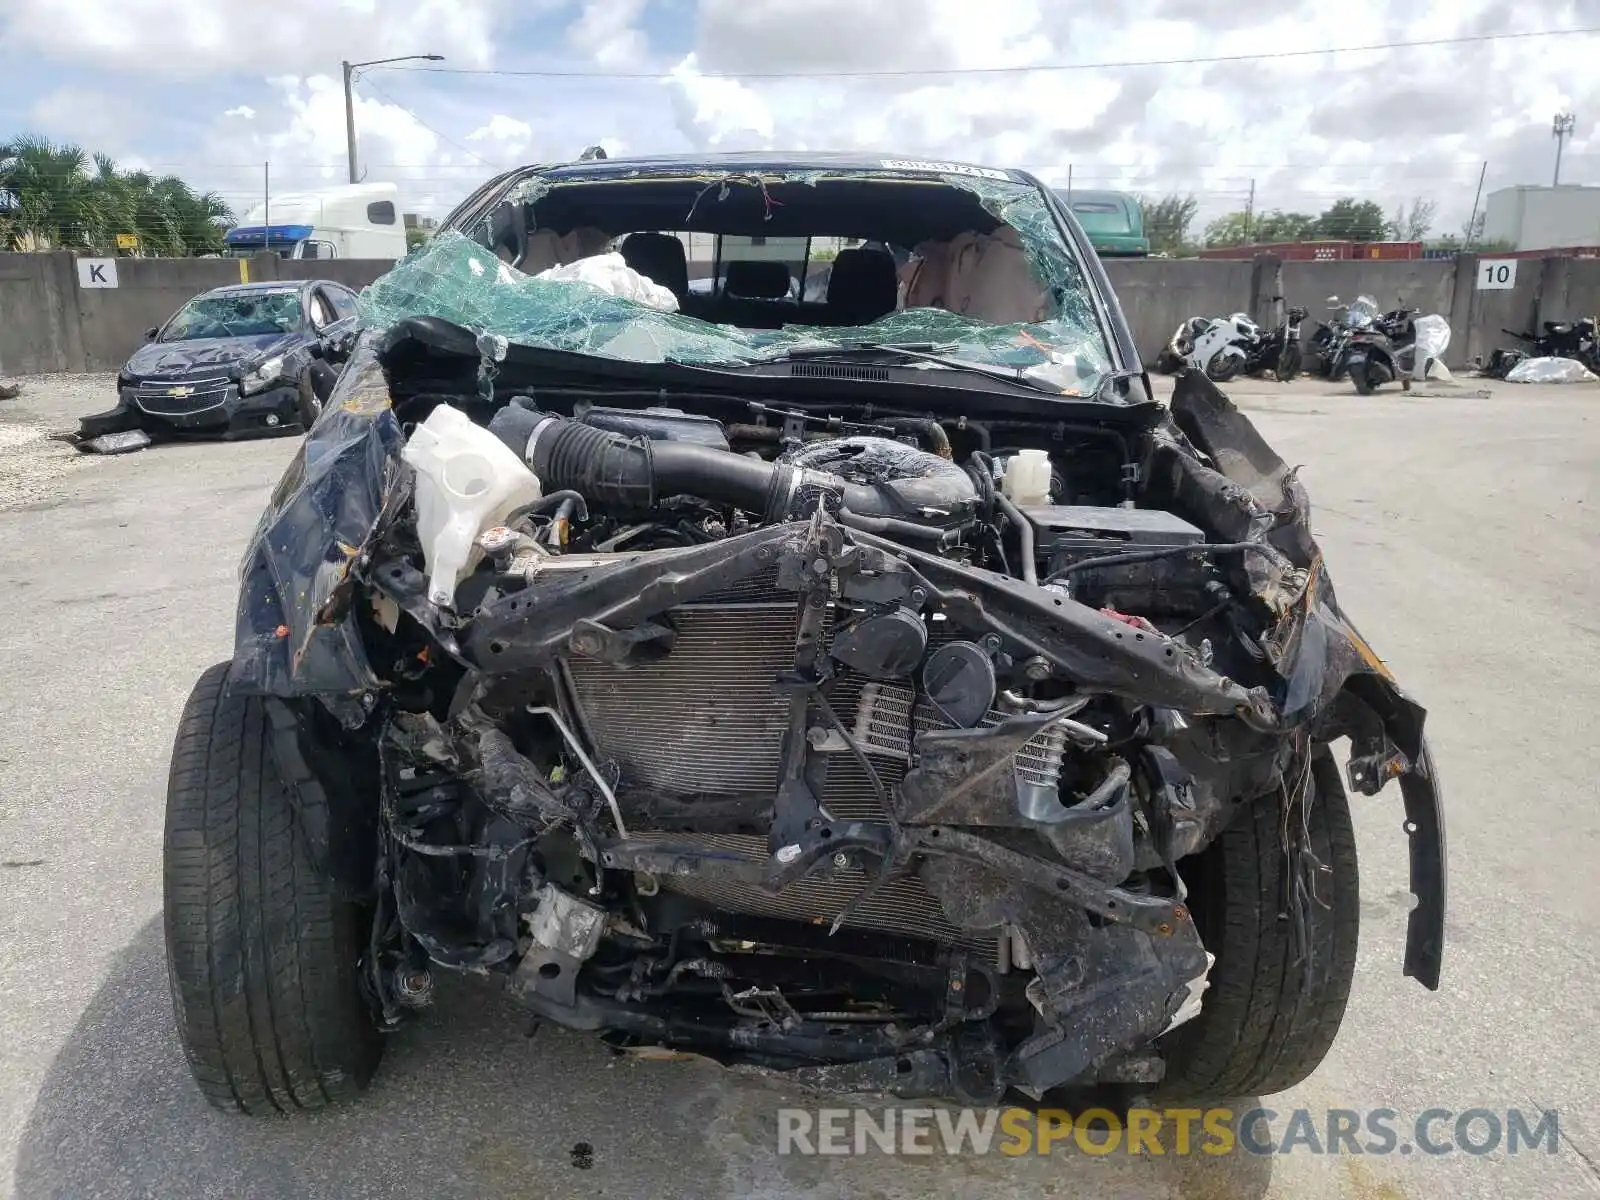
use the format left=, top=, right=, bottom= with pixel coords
left=1002, top=449, right=1052, bottom=506
left=402, top=404, right=543, bottom=607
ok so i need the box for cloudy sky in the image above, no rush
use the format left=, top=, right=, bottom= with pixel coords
left=2, top=0, right=1599, bottom=234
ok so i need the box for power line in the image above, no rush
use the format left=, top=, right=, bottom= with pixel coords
left=349, top=75, right=503, bottom=171
left=377, top=26, right=1600, bottom=80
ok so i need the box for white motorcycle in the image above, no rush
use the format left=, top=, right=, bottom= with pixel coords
left=1157, top=312, right=1262, bottom=382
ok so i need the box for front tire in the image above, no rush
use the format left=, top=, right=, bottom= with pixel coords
left=1275, top=344, right=1303, bottom=382
left=1206, top=351, right=1242, bottom=382
left=163, top=662, right=382, bottom=1113
left=295, top=368, right=324, bottom=431
left=1158, top=753, right=1359, bottom=1099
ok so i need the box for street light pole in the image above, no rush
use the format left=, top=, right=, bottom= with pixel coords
left=342, top=53, right=445, bottom=185
left=343, top=61, right=359, bottom=184
left=1552, top=112, right=1576, bottom=187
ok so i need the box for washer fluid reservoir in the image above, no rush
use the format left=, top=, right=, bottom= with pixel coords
left=402, top=403, right=543, bottom=607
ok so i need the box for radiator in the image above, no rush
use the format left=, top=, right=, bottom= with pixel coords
left=565, top=597, right=1058, bottom=953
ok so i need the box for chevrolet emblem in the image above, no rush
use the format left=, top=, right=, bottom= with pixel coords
left=166, top=385, right=195, bottom=398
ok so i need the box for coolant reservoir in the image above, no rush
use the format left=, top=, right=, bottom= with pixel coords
left=1002, top=449, right=1052, bottom=506
left=402, top=404, right=543, bottom=607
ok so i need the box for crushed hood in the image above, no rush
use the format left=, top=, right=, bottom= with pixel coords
left=125, top=332, right=296, bottom=377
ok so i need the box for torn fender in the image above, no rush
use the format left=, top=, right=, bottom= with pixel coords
left=1167, top=368, right=1445, bottom=990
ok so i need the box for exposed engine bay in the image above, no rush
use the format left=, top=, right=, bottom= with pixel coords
left=238, top=315, right=1444, bottom=1103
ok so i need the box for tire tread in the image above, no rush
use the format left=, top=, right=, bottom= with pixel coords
left=1160, top=754, right=1359, bottom=1099
left=162, top=662, right=380, bottom=1114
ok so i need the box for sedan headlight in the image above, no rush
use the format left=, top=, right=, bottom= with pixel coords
left=239, top=354, right=287, bottom=396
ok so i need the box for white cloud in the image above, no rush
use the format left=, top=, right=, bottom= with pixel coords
left=0, top=0, right=501, bottom=75
left=667, top=0, right=1600, bottom=234
left=257, top=74, right=441, bottom=182
left=27, top=87, right=141, bottom=149
left=12, top=0, right=1600, bottom=240
left=693, top=0, right=1054, bottom=74
left=467, top=114, right=535, bottom=158
left=567, top=0, right=649, bottom=68
left=667, top=54, right=774, bottom=148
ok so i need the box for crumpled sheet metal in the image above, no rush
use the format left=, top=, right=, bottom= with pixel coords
left=359, top=170, right=1113, bottom=395
left=1167, top=369, right=1428, bottom=755
left=232, top=336, right=405, bottom=702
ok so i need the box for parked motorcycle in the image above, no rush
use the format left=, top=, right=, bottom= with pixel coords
left=1482, top=317, right=1599, bottom=379
left=1157, top=300, right=1306, bottom=382
left=1158, top=312, right=1261, bottom=381
left=1252, top=301, right=1307, bottom=381
left=1306, top=295, right=1379, bottom=380
left=1339, top=306, right=1451, bottom=394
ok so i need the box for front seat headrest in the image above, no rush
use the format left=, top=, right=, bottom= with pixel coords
left=826, top=247, right=898, bottom=325
left=723, top=259, right=793, bottom=300
left=620, top=232, right=689, bottom=300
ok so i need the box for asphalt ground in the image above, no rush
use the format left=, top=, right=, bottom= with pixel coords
left=2, top=370, right=1598, bottom=1199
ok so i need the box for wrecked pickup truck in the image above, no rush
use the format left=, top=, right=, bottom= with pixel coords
left=162, top=154, right=1444, bottom=1113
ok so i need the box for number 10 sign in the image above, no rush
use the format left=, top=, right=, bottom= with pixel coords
left=1477, top=259, right=1517, bottom=290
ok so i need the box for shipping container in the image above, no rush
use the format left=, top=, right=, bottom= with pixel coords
left=1195, top=240, right=1422, bottom=261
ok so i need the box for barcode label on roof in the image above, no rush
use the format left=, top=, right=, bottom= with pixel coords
left=880, top=160, right=1012, bottom=180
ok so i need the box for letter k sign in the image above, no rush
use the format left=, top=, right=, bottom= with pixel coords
left=77, top=258, right=120, bottom=288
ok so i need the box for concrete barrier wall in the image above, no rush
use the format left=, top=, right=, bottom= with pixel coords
left=4, top=248, right=1598, bottom=377
left=0, top=252, right=398, bottom=375
left=1101, top=258, right=1256, bottom=365
left=275, top=259, right=397, bottom=290
left=0, top=253, right=83, bottom=376
left=1534, top=257, right=1600, bottom=332
left=75, top=258, right=253, bottom=372
left=1281, top=259, right=1456, bottom=325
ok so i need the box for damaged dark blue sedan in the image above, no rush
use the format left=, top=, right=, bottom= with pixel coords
left=77, top=279, right=359, bottom=451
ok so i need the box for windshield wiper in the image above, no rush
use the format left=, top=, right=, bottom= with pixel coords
left=768, top=342, right=1067, bottom=393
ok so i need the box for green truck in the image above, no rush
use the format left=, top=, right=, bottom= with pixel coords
left=1057, top=189, right=1150, bottom=257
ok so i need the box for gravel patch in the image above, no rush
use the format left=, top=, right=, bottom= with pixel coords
left=0, top=373, right=117, bottom=513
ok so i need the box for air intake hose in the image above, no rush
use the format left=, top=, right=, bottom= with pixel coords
left=488, top=405, right=978, bottom=529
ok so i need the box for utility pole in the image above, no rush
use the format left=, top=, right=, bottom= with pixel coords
left=1244, top=179, right=1255, bottom=245
left=1464, top=160, right=1487, bottom=251
left=264, top=162, right=270, bottom=238
left=1066, top=164, right=1073, bottom=203
left=343, top=62, right=359, bottom=184
left=342, top=53, right=446, bottom=185
left=1552, top=112, right=1576, bottom=186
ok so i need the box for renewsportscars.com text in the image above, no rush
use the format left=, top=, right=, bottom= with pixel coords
left=776, top=1106, right=1561, bottom=1157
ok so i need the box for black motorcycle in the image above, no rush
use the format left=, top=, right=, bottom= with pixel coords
left=1483, top=317, right=1599, bottom=379
left=1242, top=301, right=1307, bottom=381
left=1340, top=306, right=1447, bottom=394
left=1306, top=295, right=1377, bottom=380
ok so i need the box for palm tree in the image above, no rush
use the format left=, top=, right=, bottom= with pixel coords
left=151, top=175, right=232, bottom=255
left=0, top=135, right=110, bottom=251
left=1, top=135, right=234, bottom=255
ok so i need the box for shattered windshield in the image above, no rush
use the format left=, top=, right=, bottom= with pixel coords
left=360, top=170, right=1117, bottom=398
left=163, top=291, right=303, bottom=341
